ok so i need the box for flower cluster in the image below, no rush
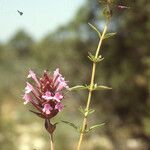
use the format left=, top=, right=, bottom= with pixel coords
left=23, top=68, right=68, bottom=119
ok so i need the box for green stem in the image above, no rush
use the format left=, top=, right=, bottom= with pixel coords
left=76, top=22, right=108, bottom=150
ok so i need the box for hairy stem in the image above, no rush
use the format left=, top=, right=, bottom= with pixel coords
left=76, top=22, right=108, bottom=150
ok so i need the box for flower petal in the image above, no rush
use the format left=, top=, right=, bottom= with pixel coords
left=27, top=69, right=40, bottom=87
left=55, top=103, right=63, bottom=112
left=25, top=82, right=33, bottom=93
left=42, top=91, right=53, bottom=100
left=42, top=104, right=53, bottom=114
left=53, top=92, right=63, bottom=102
left=53, top=68, right=61, bottom=79
left=23, top=93, right=31, bottom=104
left=56, top=78, right=68, bottom=91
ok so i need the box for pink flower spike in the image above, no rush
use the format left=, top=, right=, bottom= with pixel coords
left=54, top=93, right=63, bottom=102
left=42, top=91, right=53, bottom=100
left=42, top=104, right=53, bottom=114
left=27, top=69, right=40, bottom=87
left=55, top=103, right=63, bottom=112
left=23, top=93, right=31, bottom=105
left=25, top=82, right=33, bottom=93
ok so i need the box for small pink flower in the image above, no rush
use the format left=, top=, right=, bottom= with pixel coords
left=23, top=93, right=31, bottom=104
left=53, top=92, right=63, bottom=102
left=117, top=5, right=130, bottom=9
left=42, top=104, right=53, bottom=114
left=42, top=91, right=53, bottom=100
left=56, top=80, right=68, bottom=91
left=27, top=69, right=36, bottom=78
left=25, top=82, right=33, bottom=93
left=55, top=103, right=63, bottom=112
left=27, top=69, right=40, bottom=87
left=53, top=68, right=61, bottom=81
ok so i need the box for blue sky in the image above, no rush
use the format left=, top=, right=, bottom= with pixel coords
left=0, top=0, right=85, bottom=42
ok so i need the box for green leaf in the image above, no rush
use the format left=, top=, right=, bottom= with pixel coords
left=88, top=109, right=95, bottom=115
left=79, top=107, right=95, bottom=116
left=94, top=85, right=112, bottom=90
left=103, top=32, right=116, bottom=39
left=88, top=23, right=101, bottom=38
left=61, top=120, right=78, bottom=130
left=89, top=123, right=105, bottom=131
left=29, top=110, right=46, bottom=119
left=54, top=121, right=61, bottom=126
left=88, top=52, right=104, bottom=63
left=88, top=52, right=96, bottom=62
left=69, top=85, right=88, bottom=91
left=79, top=106, right=85, bottom=115
left=88, top=52, right=95, bottom=60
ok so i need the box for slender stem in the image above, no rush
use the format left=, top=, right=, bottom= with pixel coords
left=50, top=133, right=54, bottom=150
left=76, top=23, right=108, bottom=150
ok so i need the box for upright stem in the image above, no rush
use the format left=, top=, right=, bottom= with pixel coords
left=76, top=22, right=108, bottom=150
left=50, top=133, right=54, bottom=150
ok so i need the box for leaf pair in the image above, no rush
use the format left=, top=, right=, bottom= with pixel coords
left=88, top=52, right=104, bottom=63
left=69, top=84, right=112, bottom=91
left=88, top=22, right=116, bottom=40
left=62, top=120, right=105, bottom=133
left=79, top=106, right=95, bottom=117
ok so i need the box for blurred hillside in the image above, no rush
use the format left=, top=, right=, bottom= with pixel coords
left=0, top=0, right=150, bottom=149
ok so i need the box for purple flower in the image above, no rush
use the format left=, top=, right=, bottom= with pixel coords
left=42, top=104, right=53, bottom=114
left=23, top=93, right=31, bottom=104
left=117, top=5, right=130, bottom=10
left=42, top=91, right=53, bottom=100
left=27, top=69, right=40, bottom=87
left=25, top=82, right=33, bottom=93
left=53, top=92, right=63, bottom=102
left=23, top=68, right=68, bottom=119
left=55, top=103, right=63, bottom=112
left=53, top=68, right=61, bottom=81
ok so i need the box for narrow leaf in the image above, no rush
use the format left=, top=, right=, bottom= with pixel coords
left=79, top=106, right=85, bottom=115
left=88, top=23, right=101, bottom=37
left=103, top=32, right=116, bottom=39
left=29, top=110, right=46, bottom=119
left=61, top=120, right=78, bottom=130
left=94, top=85, right=112, bottom=90
left=88, top=109, right=95, bottom=115
left=88, top=52, right=95, bottom=62
left=69, top=85, right=88, bottom=91
left=89, top=123, right=105, bottom=131
left=88, top=52, right=95, bottom=59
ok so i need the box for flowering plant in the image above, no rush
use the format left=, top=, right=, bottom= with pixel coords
left=22, top=1, right=130, bottom=149
left=23, top=68, right=68, bottom=149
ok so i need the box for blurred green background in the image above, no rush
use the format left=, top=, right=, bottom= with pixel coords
left=0, top=0, right=150, bottom=149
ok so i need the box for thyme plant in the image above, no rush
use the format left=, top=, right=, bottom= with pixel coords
left=69, top=1, right=129, bottom=149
